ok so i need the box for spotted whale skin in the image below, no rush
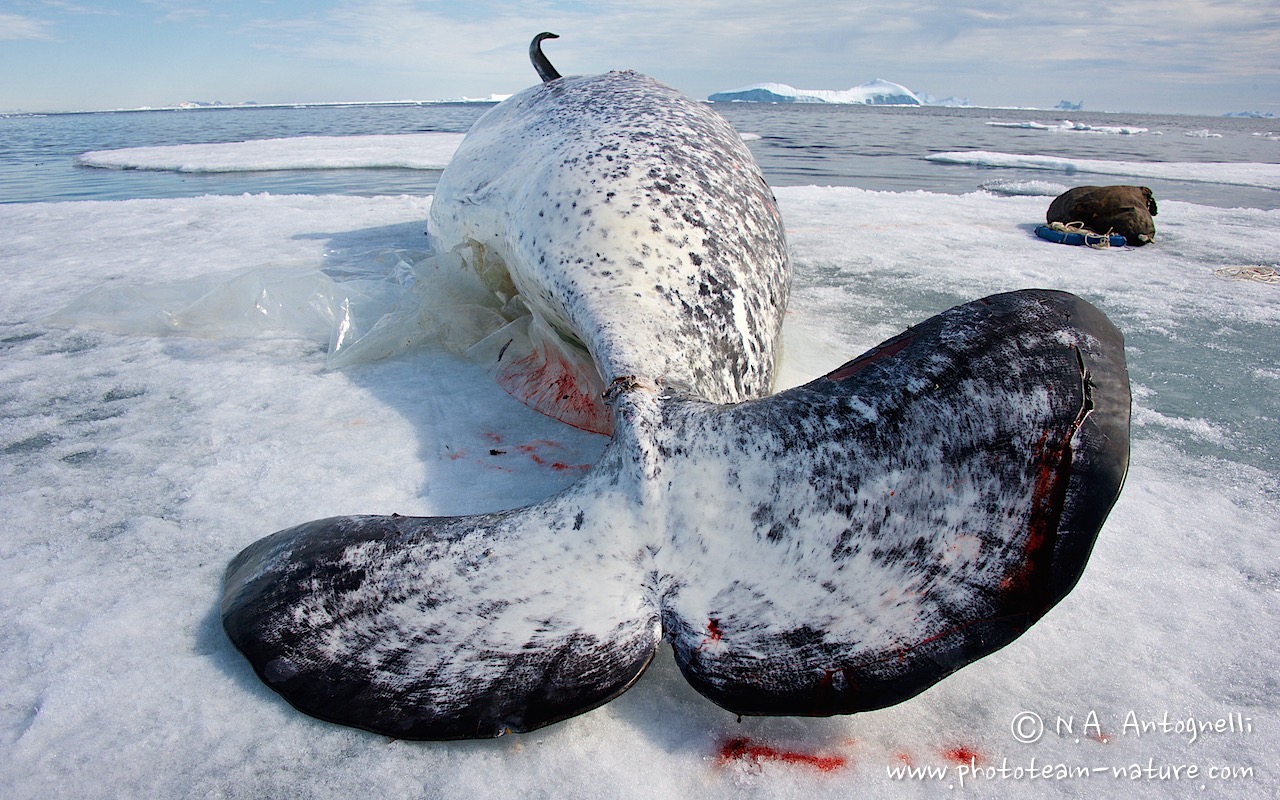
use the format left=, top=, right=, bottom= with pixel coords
left=221, top=37, right=1131, bottom=740
left=429, top=67, right=789, bottom=431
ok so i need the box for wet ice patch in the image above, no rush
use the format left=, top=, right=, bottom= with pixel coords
left=978, top=179, right=1070, bottom=197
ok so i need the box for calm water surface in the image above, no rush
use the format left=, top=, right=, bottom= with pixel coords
left=2, top=101, right=1277, bottom=208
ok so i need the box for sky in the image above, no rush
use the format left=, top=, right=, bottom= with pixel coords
left=1, top=0, right=1278, bottom=115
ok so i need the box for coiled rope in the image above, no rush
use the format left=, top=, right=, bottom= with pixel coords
left=1212, top=266, right=1279, bottom=284
left=1047, top=221, right=1118, bottom=249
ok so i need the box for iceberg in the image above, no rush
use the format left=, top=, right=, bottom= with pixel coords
left=709, top=79, right=922, bottom=105
left=916, top=93, right=973, bottom=108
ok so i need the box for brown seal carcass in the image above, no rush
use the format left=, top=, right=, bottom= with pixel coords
left=1047, top=185, right=1157, bottom=245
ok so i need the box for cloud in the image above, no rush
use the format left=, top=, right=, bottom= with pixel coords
left=141, top=0, right=213, bottom=24
left=0, top=13, right=54, bottom=41
left=41, top=1, right=120, bottom=14
left=172, top=0, right=1276, bottom=110
left=240, top=0, right=1278, bottom=77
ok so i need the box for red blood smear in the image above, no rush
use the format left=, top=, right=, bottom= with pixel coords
left=824, top=335, right=913, bottom=381
left=496, top=346, right=612, bottom=434
left=718, top=737, right=846, bottom=773
left=942, top=746, right=983, bottom=766
left=697, top=619, right=723, bottom=652
left=705, top=619, right=722, bottom=642
left=517, top=439, right=561, bottom=450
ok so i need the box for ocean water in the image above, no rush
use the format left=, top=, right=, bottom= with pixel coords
left=3, top=102, right=1278, bottom=208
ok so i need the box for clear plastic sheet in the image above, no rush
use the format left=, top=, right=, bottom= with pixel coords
left=45, top=243, right=527, bottom=370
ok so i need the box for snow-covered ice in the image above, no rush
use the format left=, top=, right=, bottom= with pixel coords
left=2, top=136, right=1279, bottom=799
left=77, top=133, right=466, bottom=172
left=76, top=131, right=767, bottom=175
left=986, top=120, right=1149, bottom=136
left=926, top=151, right=1280, bottom=191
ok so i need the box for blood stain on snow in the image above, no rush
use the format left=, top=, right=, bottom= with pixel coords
left=941, top=746, right=984, bottom=766
left=718, top=737, right=847, bottom=773
left=516, top=443, right=550, bottom=467
left=498, top=439, right=591, bottom=472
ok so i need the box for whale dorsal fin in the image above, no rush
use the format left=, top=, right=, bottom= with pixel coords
left=530, top=32, right=562, bottom=82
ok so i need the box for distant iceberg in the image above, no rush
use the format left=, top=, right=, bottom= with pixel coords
left=916, top=93, right=974, bottom=108
left=708, top=80, right=922, bottom=106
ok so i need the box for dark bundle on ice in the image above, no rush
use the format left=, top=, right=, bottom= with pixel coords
left=1047, top=185, right=1157, bottom=246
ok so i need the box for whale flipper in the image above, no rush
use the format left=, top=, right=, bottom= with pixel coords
left=221, top=289, right=1129, bottom=738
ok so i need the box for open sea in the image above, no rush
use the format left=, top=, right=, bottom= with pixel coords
left=3, top=102, right=1278, bottom=209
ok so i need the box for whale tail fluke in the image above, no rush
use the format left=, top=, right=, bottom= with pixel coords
left=662, top=289, right=1129, bottom=714
left=221, top=289, right=1130, bottom=738
left=220, top=505, right=662, bottom=739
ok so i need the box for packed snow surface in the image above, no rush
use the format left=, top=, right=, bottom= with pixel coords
left=1, top=135, right=1278, bottom=799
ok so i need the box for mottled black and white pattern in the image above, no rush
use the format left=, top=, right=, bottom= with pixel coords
left=222, top=66, right=1131, bottom=740
left=429, top=71, right=789, bottom=405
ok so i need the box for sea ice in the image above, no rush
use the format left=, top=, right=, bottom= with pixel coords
left=77, top=133, right=466, bottom=172
left=986, top=120, right=1149, bottom=135
left=926, top=151, right=1280, bottom=190
left=1, top=144, right=1277, bottom=798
